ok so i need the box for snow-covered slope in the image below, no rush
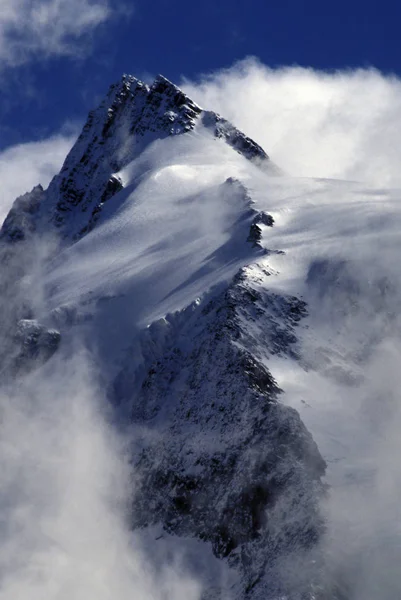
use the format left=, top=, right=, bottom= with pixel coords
left=2, top=74, right=401, bottom=599
left=41, top=75, right=270, bottom=242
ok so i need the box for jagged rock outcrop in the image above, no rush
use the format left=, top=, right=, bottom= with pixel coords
left=248, top=211, right=275, bottom=247
left=202, top=111, right=269, bottom=163
left=13, top=319, right=61, bottom=374
left=113, top=263, right=325, bottom=599
left=0, top=319, right=60, bottom=381
left=0, top=184, right=44, bottom=243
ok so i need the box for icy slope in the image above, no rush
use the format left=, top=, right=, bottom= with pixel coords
left=42, top=136, right=266, bottom=372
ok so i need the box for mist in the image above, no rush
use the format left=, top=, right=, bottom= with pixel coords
left=0, top=224, right=202, bottom=599
left=269, top=198, right=401, bottom=597
left=303, top=272, right=401, bottom=599
left=0, top=345, right=202, bottom=600
left=183, top=58, right=401, bottom=187
left=0, top=133, right=76, bottom=225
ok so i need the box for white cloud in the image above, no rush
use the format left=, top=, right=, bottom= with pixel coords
left=182, top=58, right=401, bottom=188
left=0, top=132, right=77, bottom=225
left=0, top=0, right=127, bottom=66
left=0, top=349, right=201, bottom=600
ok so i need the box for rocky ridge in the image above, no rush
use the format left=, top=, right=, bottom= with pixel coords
left=112, top=260, right=326, bottom=599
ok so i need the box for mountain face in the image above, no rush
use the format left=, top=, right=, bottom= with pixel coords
left=0, top=75, right=330, bottom=599
left=126, top=265, right=326, bottom=598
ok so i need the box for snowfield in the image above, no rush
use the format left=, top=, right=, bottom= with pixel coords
left=43, top=134, right=267, bottom=379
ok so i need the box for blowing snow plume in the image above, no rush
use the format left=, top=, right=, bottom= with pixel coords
left=302, top=256, right=401, bottom=600
left=183, top=58, right=401, bottom=187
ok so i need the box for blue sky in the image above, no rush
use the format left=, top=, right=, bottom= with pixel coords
left=0, top=0, right=397, bottom=150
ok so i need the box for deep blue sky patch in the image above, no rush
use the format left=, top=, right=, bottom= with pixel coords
left=0, top=0, right=397, bottom=151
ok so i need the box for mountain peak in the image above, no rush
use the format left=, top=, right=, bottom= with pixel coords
left=2, top=73, right=272, bottom=243
left=151, top=73, right=181, bottom=91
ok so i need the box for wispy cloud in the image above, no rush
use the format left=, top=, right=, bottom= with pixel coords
left=0, top=131, right=77, bottom=225
left=183, top=58, right=401, bottom=188
left=0, top=0, right=130, bottom=67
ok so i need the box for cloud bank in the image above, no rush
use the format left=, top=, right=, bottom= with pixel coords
left=0, top=347, right=201, bottom=600
left=0, top=0, right=129, bottom=67
left=183, top=58, right=401, bottom=188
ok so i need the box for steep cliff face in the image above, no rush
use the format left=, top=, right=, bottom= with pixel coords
left=0, top=184, right=60, bottom=380
left=115, top=262, right=325, bottom=599
left=0, top=184, right=44, bottom=243
left=0, top=73, right=326, bottom=599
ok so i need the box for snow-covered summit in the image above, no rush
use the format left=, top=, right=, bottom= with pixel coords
left=5, top=74, right=269, bottom=242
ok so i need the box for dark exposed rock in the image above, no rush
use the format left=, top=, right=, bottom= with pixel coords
left=0, top=319, right=61, bottom=381
left=202, top=112, right=270, bottom=163
left=76, top=175, right=124, bottom=238
left=248, top=211, right=274, bottom=247
left=111, top=263, right=325, bottom=599
left=13, top=319, right=61, bottom=373
left=0, top=185, right=44, bottom=242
